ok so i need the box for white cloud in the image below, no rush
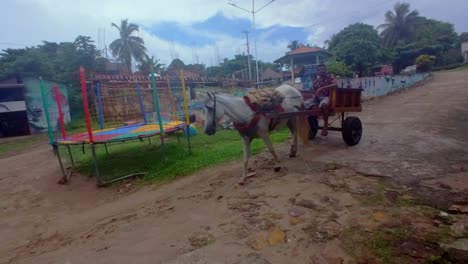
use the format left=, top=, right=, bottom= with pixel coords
left=1, top=0, right=467, bottom=68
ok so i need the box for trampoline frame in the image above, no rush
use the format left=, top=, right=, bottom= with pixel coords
left=42, top=66, right=193, bottom=186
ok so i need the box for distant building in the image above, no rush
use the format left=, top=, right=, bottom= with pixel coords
left=373, top=64, right=394, bottom=76
left=260, top=68, right=282, bottom=83
left=274, top=46, right=331, bottom=90
left=462, top=42, right=468, bottom=63
left=164, top=68, right=202, bottom=79
left=0, top=77, right=70, bottom=138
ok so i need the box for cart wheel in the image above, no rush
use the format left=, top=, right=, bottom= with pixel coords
left=308, top=116, right=319, bottom=140
left=342, top=116, right=362, bottom=146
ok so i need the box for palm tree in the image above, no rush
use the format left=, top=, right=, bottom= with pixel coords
left=109, top=19, right=147, bottom=72
left=287, top=40, right=302, bottom=51
left=138, top=55, right=164, bottom=74
left=378, top=2, right=419, bottom=48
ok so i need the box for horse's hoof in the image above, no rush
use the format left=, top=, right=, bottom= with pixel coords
left=289, top=153, right=296, bottom=158
left=274, top=166, right=281, bottom=172
left=238, top=180, right=245, bottom=186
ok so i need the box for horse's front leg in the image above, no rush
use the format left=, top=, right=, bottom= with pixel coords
left=287, top=118, right=298, bottom=157
left=239, top=136, right=252, bottom=185
left=259, top=131, right=281, bottom=172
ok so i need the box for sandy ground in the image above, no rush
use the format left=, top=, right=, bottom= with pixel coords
left=1, top=71, right=467, bottom=264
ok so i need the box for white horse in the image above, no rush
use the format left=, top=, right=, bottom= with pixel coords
left=203, top=84, right=309, bottom=185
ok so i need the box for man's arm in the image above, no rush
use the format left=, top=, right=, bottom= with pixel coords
left=313, top=83, right=337, bottom=98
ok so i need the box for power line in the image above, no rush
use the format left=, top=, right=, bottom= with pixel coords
left=228, top=0, right=276, bottom=88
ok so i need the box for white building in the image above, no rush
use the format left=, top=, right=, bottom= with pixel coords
left=462, top=42, right=468, bottom=64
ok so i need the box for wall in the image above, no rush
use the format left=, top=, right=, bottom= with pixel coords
left=22, top=78, right=71, bottom=134
left=463, top=42, right=468, bottom=63
left=336, top=72, right=431, bottom=100
left=0, top=101, right=27, bottom=113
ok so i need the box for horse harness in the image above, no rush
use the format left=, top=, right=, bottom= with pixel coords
left=205, top=93, right=217, bottom=131
left=206, top=93, right=286, bottom=134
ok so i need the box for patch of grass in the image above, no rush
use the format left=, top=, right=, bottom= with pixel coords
left=447, top=64, right=468, bottom=72
left=396, top=195, right=425, bottom=207
left=342, top=227, right=412, bottom=264
left=0, top=119, right=103, bottom=156
left=461, top=230, right=468, bottom=239
left=61, top=128, right=291, bottom=183
left=425, top=255, right=453, bottom=264
left=424, top=226, right=454, bottom=244
left=0, top=134, right=48, bottom=155
left=364, top=183, right=387, bottom=206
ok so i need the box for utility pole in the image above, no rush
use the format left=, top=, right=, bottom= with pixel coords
left=243, top=30, right=252, bottom=81
left=229, top=0, right=276, bottom=88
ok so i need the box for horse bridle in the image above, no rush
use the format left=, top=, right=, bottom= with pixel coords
left=205, top=93, right=217, bottom=130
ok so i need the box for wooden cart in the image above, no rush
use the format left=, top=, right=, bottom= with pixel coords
left=268, top=86, right=363, bottom=146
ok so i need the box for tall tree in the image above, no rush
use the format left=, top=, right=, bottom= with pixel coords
left=378, top=2, right=420, bottom=48
left=287, top=40, right=302, bottom=51
left=328, top=23, right=383, bottom=76
left=137, top=55, right=164, bottom=74
left=168, top=58, right=185, bottom=70
left=109, top=19, right=147, bottom=72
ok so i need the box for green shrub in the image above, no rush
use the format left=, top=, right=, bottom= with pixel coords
left=326, top=60, right=353, bottom=78
left=416, top=55, right=436, bottom=72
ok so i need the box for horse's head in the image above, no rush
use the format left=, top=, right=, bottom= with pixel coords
left=203, top=92, right=224, bottom=135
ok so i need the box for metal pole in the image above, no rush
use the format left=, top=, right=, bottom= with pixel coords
left=39, top=78, right=54, bottom=145
left=135, top=83, right=147, bottom=124
left=243, top=30, right=252, bottom=81
left=229, top=1, right=276, bottom=88
left=96, top=82, right=105, bottom=129
left=252, top=0, right=260, bottom=88
left=180, top=70, right=192, bottom=154
left=67, top=145, right=75, bottom=167
left=91, top=144, right=102, bottom=186
left=54, top=144, right=66, bottom=178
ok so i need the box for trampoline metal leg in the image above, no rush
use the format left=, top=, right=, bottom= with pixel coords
left=55, top=145, right=67, bottom=178
left=104, top=143, right=109, bottom=155
left=186, top=125, right=192, bottom=155
left=67, top=145, right=75, bottom=167
left=91, top=144, right=103, bottom=186
left=148, top=137, right=151, bottom=145
left=177, top=131, right=180, bottom=144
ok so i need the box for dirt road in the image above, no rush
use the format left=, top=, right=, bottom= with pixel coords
left=1, top=71, right=467, bottom=264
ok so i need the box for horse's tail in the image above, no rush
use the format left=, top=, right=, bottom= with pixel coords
left=297, top=104, right=310, bottom=145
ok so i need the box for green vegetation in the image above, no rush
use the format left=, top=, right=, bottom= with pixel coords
left=364, top=183, right=387, bottom=205
left=287, top=40, right=302, bottom=51
left=425, top=256, right=453, bottom=264
left=424, top=226, right=454, bottom=244
left=109, top=19, right=146, bottom=72
left=342, top=227, right=412, bottom=264
left=205, top=54, right=278, bottom=78
left=326, top=60, right=353, bottom=78
left=328, top=23, right=384, bottom=76
left=0, top=134, right=48, bottom=155
left=378, top=2, right=420, bottom=48
left=320, top=2, right=466, bottom=76
left=61, top=128, right=290, bottom=183
left=416, top=55, right=437, bottom=72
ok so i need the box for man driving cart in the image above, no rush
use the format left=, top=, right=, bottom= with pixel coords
left=304, top=64, right=337, bottom=136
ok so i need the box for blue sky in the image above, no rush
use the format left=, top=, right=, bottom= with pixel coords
left=2, top=0, right=468, bottom=67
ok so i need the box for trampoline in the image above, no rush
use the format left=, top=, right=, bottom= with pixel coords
left=42, top=67, right=193, bottom=186
left=56, top=121, right=186, bottom=144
